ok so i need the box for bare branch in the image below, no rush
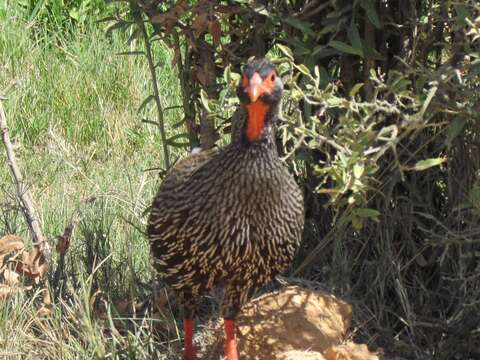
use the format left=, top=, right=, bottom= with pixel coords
left=0, top=98, right=51, bottom=266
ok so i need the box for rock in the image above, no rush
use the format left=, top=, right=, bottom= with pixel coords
left=323, top=342, right=380, bottom=360
left=205, top=285, right=353, bottom=359
left=279, top=343, right=381, bottom=360
left=279, top=350, right=326, bottom=359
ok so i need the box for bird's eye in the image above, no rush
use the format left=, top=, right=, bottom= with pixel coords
left=270, top=74, right=276, bottom=81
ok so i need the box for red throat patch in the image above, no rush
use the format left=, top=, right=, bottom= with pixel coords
left=245, top=100, right=270, bottom=142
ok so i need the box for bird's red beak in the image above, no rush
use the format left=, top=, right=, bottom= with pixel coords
left=246, top=72, right=267, bottom=103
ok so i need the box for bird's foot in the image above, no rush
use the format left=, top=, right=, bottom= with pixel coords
left=184, top=319, right=198, bottom=360
left=225, top=339, right=239, bottom=360
left=184, top=352, right=199, bottom=360
left=224, top=319, right=239, bottom=360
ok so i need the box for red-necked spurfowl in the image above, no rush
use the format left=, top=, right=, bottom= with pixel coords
left=148, top=58, right=304, bottom=360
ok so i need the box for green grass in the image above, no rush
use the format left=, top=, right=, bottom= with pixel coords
left=0, top=3, right=186, bottom=358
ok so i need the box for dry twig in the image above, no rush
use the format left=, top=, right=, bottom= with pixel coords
left=0, top=97, right=51, bottom=268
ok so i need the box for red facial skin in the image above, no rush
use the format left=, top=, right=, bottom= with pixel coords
left=242, top=70, right=277, bottom=142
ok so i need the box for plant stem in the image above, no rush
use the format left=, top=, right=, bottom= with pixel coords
left=130, top=2, right=170, bottom=169
left=0, top=98, right=51, bottom=264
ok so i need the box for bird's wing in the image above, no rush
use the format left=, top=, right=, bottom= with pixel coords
left=160, top=147, right=219, bottom=191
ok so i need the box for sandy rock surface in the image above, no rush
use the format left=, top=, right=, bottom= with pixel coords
left=278, top=342, right=381, bottom=360
left=324, top=342, right=379, bottom=360
left=279, top=350, right=326, bottom=359
left=206, top=285, right=373, bottom=359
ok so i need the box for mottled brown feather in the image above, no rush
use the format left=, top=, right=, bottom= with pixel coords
left=148, top=60, right=304, bottom=319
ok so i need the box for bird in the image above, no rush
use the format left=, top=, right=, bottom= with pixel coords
left=148, top=58, right=304, bottom=360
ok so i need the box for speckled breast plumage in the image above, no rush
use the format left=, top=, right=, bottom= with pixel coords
left=148, top=138, right=304, bottom=299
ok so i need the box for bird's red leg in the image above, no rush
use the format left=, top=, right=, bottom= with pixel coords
left=183, top=318, right=198, bottom=360
left=224, top=319, right=239, bottom=360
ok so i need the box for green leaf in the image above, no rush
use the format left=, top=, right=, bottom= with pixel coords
left=69, top=8, right=80, bottom=22
left=349, top=83, right=364, bottom=97
left=352, top=215, right=364, bottom=230
left=223, top=65, right=232, bottom=84
left=363, top=44, right=385, bottom=60
left=312, top=47, right=337, bottom=59
left=276, top=44, right=294, bottom=61
left=166, top=134, right=190, bottom=147
left=106, top=21, right=130, bottom=36
left=417, top=85, right=438, bottom=119
left=137, top=95, right=155, bottom=113
left=360, top=0, right=382, bottom=29
left=347, top=22, right=364, bottom=57
left=251, top=3, right=270, bottom=17
left=28, top=0, right=46, bottom=22
left=318, top=66, right=331, bottom=86
left=445, top=119, right=467, bottom=147
left=330, top=40, right=362, bottom=56
left=412, top=158, right=446, bottom=171
left=172, top=118, right=186, bottom=129
left=354, top=208, right=380, bottom=219
left=454, top=4, right=471, bottom=27
left=283, top=17, right=316, bottom=37
left=96, top=16, right=118, bottom=23
left=141, top=118, right=158, bottom=127
left=353, top=163, right=364, bottom=179
left=283, top=37, right=311, bottom=56
left=295, top=64, right=311, bottom=76
left=200, top=90, right=211, bottom=112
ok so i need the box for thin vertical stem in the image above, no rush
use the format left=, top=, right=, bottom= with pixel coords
left=173, top=30, right=199, bottom=148
left=363, top=7, right=376, bottom=101
left=0, top=98, right=51, bottom=263
left=130, top=2, right=170, bottom=169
